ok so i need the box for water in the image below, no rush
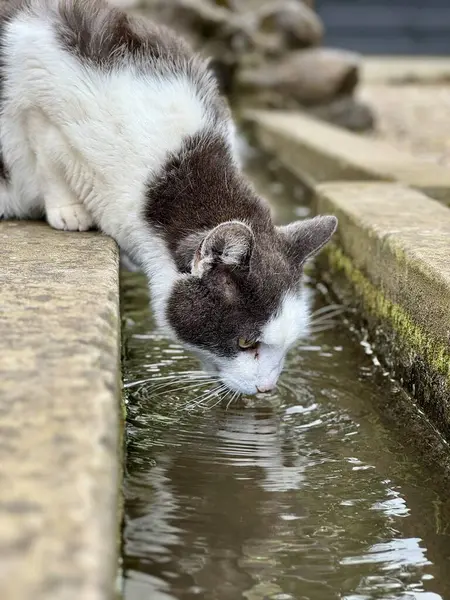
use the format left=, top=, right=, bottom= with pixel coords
left=121, top=149, right=450, bottom=600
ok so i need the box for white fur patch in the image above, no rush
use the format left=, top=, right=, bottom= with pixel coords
left=262, top=289, right=311, bottom=349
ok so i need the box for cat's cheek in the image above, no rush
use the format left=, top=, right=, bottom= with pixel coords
left=215, top=353, right=259, bottom=395
left=178, top=342, right=218, bottom=374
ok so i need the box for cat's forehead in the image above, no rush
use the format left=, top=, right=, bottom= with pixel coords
left=247, top=245, right=296, bottom=296
left=243, top=244, right=298, bottom=296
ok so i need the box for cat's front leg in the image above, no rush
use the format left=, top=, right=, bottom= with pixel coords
left=28, top=112, right=94, bottom=232
left=36, top=154, right=93, bottom=232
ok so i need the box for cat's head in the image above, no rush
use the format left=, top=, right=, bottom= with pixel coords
left=166, top=215, right=337, bottom=395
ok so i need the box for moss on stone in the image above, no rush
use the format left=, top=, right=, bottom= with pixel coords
left=326, top=242, right=450, bottom=380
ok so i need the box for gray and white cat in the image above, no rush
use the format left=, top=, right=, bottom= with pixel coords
left=0, top=0, right=337, bottom=395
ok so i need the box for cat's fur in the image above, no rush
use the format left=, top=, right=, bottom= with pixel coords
left=0, top=0, right=337, bottom=395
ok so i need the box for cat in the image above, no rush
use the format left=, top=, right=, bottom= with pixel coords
left=0, top=0, right=337, bottom=395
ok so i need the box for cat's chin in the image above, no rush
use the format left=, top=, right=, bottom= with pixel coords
left=222, top=381, right=258, bottom=396
left=215, top=371, right=259, bottom=396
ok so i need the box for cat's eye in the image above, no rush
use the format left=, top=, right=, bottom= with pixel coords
left=238, top=338, right=259, bottom=351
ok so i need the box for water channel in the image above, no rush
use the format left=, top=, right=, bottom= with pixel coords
left=121, top=147, right=450, bottom=600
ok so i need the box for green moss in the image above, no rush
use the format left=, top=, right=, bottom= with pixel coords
left=120, top=384, right=127, bottom=422
left=326, top=243, right=450, bottom=380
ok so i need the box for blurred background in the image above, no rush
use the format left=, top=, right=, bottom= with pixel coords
left=117, top=0, right=450, bottom=162
left=317, top=0, right=450, bottom=55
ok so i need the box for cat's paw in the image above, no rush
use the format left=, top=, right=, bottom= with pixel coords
left=46, top=204, right=94, bottom=232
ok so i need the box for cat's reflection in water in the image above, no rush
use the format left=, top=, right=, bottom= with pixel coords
left=124, top=405, right=338, bottom=600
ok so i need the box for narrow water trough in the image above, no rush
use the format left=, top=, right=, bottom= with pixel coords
left=120, top=148, right=450, bottom=600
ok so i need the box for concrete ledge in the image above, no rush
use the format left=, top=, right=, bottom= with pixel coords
left=0, top=221, right=121, bottom=600
left=243, top=109, right=450, bottom=204
left=362, top=56, right=450, bottom=84
left=314, top=183, right=450, bottom=438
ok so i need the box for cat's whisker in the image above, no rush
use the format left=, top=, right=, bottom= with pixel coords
left=124, top=378, right=162, bottom=389
left=199, top=384, right=229, bottom=411
left=310, top=320, right=338, bottom=328
left=226, top=390, right=240, bottom=410
left=310, top=304, right=344, bottom=318
left=150, top=375, right=206, bottom=387
left=166, top=377, right=225, bottom=411
left=309, top=322, right=337, bottom=332
left=207, top=396, right=227, bottom=411
left=129, top=379, right=209, bottom=397
left=309, top=314, right=345, bottom=330
left=182, top=384, right=225, bottom=411
left=220, top=388, right=234, bottom=411
left=153, top=379, right=216, bottom=398
left=155, top=370, right=207, bottom=377
left=125, top=371, right=213, bottom=390
left=309, top=315, right=343, bottom=326
left=216, top=386, right=230, bottom=404
left=123, top=374, right=198, bottom=389
left=225, top=391, right=235, bottom=411
left=308, top=317, right=345, bottom=327
left=309, top=323, right=340, bottom=334
left=309, top=310, right=346, bottom=326
left=205, top=386, right=230, bottom=410
left=150, top=376, right=217, bottom=394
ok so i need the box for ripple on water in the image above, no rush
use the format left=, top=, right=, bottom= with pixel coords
left=121, top=270, right=450, bottom=600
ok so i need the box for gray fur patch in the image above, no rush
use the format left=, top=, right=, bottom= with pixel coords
left=146, top=129, right=337, bottom=356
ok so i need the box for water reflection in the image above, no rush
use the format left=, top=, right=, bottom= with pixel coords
left=122, top=270, right=450, bottom=600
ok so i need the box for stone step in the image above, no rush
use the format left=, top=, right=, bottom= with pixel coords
left=243, top=109, right=450, bottom=204
left=315, top=182, right=450, bottom=439
left=362, top=56, right=450, bottom=84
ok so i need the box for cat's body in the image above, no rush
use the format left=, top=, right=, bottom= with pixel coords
left=0, top=0, right=337, bottom=395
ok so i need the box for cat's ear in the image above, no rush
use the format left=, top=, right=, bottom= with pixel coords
left=191, top=221, right=254, bottom=277
left=277, top=216, right=338, bottom=263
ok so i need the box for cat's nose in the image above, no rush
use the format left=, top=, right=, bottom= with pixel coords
left=257, top=384, right=276, bottom=394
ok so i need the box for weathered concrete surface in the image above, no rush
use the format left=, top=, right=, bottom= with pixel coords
left=243, top=109, right=450, bottom=203
left=315, top=182, right=450, bottom=438
left=362, top=56, right=450, bottom=84
left=0, top=221, right=121, bottom=600
left=360, top=83, right=450, bottom=168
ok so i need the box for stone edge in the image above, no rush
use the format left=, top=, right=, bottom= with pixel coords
left=314, top=183, right=450, bottom=440
left=241, top=109, right=450, bottom=204
left=362, top=56, right=450, bottom=84
left=0, top=222, right=123, bottom=600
